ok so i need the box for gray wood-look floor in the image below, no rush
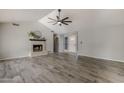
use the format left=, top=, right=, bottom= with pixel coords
left=0, top=53, right=124, bottom=83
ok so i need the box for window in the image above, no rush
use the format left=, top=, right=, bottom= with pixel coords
left=64, top=37, right=68, bottom=50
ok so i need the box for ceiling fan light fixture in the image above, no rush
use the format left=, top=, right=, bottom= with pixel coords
left=48, top=9, right=72, bottom=26
left=57, top=21, right=61, bottom=24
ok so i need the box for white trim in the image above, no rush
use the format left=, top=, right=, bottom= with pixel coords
left=1, top=53, right=123, bottom=63
left=78, top=54, right=124, bottom=63
left=0, top=56, right=29, bottom=61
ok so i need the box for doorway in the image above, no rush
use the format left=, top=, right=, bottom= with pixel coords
left=68, top=34, right=77, bottom=53
left=53, top=34, right=59, bottom=53
left=64, top=33, right=78, bottom=54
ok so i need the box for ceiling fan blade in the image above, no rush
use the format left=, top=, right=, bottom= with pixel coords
left=48, top=21, right=56, bottom=23
left=56, top=16, right=59, bottom=21
left=53, top=22, right=57, bottom=25
left=48, top=17, right=57, bottom=21
left=62, top=22, right=68, bottom=25
left=62, top=17, right=69, bottom=21
left=63, top=21, right=72, bottom=23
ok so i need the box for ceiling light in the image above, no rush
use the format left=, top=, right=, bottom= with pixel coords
left=48, top=9, right=72, bottom=26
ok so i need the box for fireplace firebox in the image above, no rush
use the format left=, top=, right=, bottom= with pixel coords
left=33, top=44, right=43, bottom=52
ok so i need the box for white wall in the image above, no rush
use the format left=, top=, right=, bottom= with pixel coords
left=55, top=10, right=124, bottom=62
left=78, top=25, right=124, bottom=62
left=0, top=22, right=53, bottom=59
left=39, top=9, right=124, bottom=62
left=58, top=34, right=64, bottom=52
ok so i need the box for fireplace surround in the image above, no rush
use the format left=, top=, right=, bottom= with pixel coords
left=29, top=39, right=48, bottom=57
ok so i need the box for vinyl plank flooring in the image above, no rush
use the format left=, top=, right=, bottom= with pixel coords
left=0, top=53, right=124, bottom=83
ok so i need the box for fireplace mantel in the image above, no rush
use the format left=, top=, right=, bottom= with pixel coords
left=29, top=39, right=46, bottom=41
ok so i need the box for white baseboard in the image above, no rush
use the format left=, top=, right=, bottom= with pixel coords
left=78, top=54, right=124, bottom=63
left=0, top=56, right=29, bottom=61
left=1, top=53, right=123, bottom=63
left=0, top=52, right=52, bottom=61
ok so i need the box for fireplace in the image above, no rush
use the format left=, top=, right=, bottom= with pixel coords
left=29, top=39, right=48, bottom=57
left=33, top=44, right=43, bottom=52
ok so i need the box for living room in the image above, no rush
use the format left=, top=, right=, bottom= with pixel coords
left=1, top=0, right=124, bottom=93
left=0, top=9, right=124, bottom=83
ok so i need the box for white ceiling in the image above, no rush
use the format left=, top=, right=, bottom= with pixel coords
left=39, top=9, right=124, bottom=34
left=0, top=9, right=54, bottom=23
left=1, top=9, right=124, bottom=34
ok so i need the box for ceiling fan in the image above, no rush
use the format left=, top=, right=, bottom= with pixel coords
left=48, top=9, right=72, bottom=26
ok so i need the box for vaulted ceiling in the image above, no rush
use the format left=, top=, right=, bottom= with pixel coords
left=0, top=9, right=53, bottom=23
left=39, top=9, right=124, bottom=34
left=0, top=9, right=124, bottom=34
